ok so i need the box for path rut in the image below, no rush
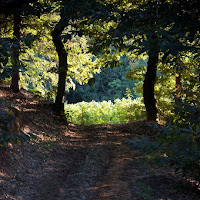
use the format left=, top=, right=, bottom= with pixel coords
left=0, top=85, right=200, bottom=200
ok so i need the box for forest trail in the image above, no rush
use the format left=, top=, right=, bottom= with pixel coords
left=0, top=84, right=199, bottom=200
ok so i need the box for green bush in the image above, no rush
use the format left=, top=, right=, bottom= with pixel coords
left=66, top=64, right=139, bottom=104
left=128, top=97, right=200, bottom=180
left=65, top=97, right=146, bottom=125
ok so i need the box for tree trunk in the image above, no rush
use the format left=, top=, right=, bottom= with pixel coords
left=175, top=73, right=182, bottom=88
left=10, top=14, right=21, bottom=93
left=174, top=73, right=183, bottom=98
left=143, top=51, right=159, bottom=121
left=52, top=27, right=68, bottom=114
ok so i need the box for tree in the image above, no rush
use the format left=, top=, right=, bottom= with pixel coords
left=66, top=62, right=137, bottom=103
left=102, top=0, right=200, bottom=121
left=0, top=0, right=44, bottom=92
left=143, top=35, right=159, bottom=121
left=10, top=14, right=21, bottom=92
left=51, top=0, right=80, bottom=114
left=52, top=0, right=111, bottom=114
left=51, top=23, right=67, bottom=114
left=1, top=0, right=199, bottom=121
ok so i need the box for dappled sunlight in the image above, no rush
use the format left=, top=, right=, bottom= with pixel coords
left=0, top=78, right=199, bottom=200
left=0, top=171, right=16, bottom=199
left=0, top=83, right=152, bottom=200
left=80, top=184, right=113, bottom=191
left=23, top=108, right=38, bottom=112
left=0, top=172, right=7, bottom=178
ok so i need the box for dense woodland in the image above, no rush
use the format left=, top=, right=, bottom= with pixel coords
left=0, top=0, right=200, bottom=193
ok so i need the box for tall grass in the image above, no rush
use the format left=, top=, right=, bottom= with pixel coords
left=65, top=97, right=146, bottom=125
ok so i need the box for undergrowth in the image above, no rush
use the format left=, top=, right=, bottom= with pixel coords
left=65, top=97, right=146, bottom=125
left=128, top=97, right=200, bottom=181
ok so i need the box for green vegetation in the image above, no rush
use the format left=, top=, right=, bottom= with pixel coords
left=0, top=0, right=200, bottom=183
left=65, top=97, right=145, bottom=125
left=66, top=61, right=140, bottom=103
left=128, top=97, right=200, bottom=179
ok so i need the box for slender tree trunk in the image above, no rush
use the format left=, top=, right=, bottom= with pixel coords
left=198, top=70, right=200, bottom=99
left=174, top=73, right=183, bottom=98
left=10, top=14, right=21, bottom=93
left=52, top=27, right=68, bottom=114
left=175, top=73, right=182, bottom=88
left=143, top=50, right=159, bottom=121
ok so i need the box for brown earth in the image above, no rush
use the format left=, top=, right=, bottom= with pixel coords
left=0, top=84, right=200, bottom=200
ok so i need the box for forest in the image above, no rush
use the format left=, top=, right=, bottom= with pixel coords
left=0, top=0, right=200, bottom=199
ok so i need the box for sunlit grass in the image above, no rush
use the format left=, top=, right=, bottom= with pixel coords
left=65, top=97, right=146, bottom=125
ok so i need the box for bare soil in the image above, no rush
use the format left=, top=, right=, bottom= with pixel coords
left=0, top=84, right=200, bottom=200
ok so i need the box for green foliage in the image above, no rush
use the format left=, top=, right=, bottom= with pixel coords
left=0, top=0, right=199, bottom=123
left=128, top=97, right=200, bottom=180
left=125, top=88, right=133, bottom=99
left=126, top=57, right=175, bottom=120
left=20, top=50, right=58, bottom=102
left=65, top=97, right=145, bottom=125
left=0, top=38, right=16, bottom=79
left=66, top=35, right=101, bottom=88
left=66, top=60, right=139, bottom=103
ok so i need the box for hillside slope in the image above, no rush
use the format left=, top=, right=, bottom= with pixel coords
left=0, top=84, right=199, bottom=200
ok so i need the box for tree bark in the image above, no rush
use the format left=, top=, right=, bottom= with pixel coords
left=143, top=50, right=159, bottom=121
left=10, top=14, right=21, bottom=93
left=175, top=73, right=182, bottom=88
left=52, top=26, right=68, bottom=114
left=174, top=73, right=183, bottom=99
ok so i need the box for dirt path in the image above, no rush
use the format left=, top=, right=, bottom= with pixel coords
left=0, top=84, right=200, bottom=200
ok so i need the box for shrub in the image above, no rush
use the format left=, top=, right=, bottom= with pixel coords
left=65, top=97, right=146, bottom=125
left=128, top=97, right=200, bottom=180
